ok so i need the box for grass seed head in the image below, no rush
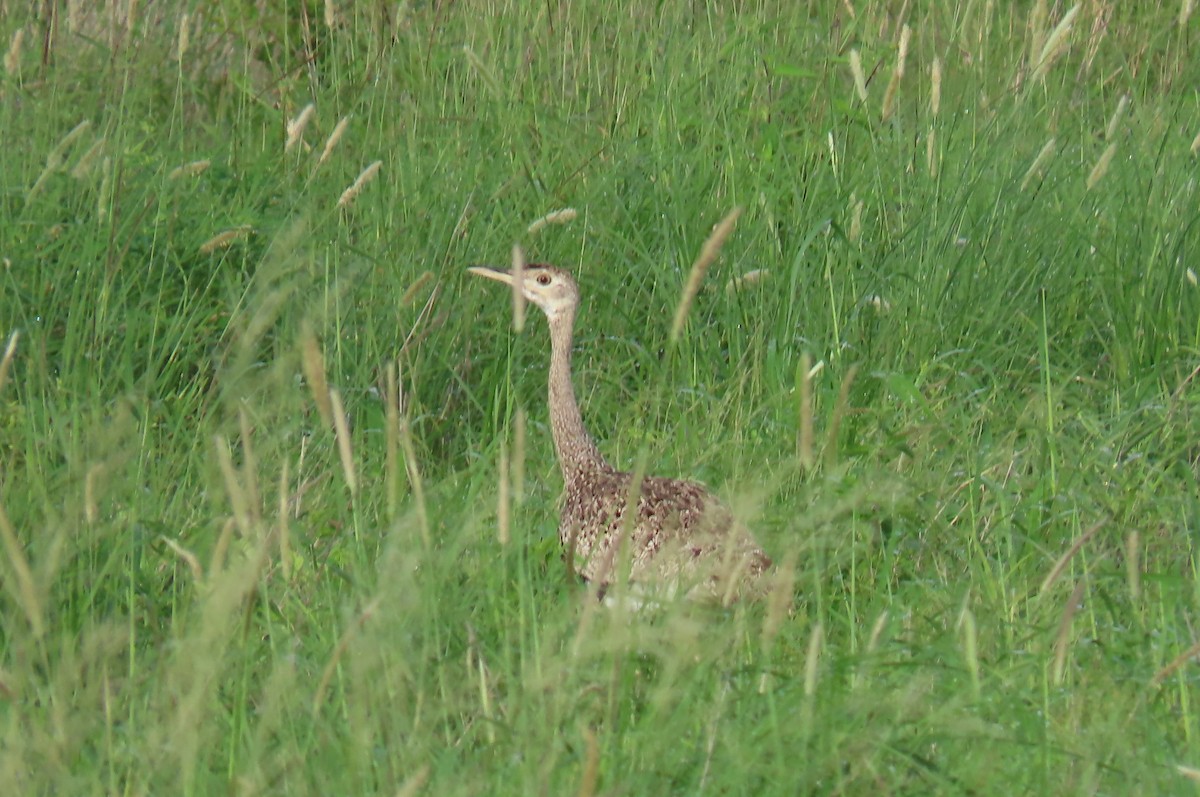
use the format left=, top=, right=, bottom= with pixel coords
left=849, top=49, right=868, bottom=102
left=337, top=160, right=382, bottom=208
left=318, top=116, right=351, bottom=165
left=4, top=27, right=23, bottom=75
left=285, top=103, right=316, bottom=153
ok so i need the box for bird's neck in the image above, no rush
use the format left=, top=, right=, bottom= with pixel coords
left=548, top=308, right=610, bottom=479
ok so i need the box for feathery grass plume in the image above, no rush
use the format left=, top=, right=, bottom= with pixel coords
left=760, top=550, right=798, bottom=659
left=803, top=621, right=824, bottom=697
left=1105, top=94, right=1129, bottom=140
left=725, top=268, right=770, bottom=294
left=84, top=463, right=102, bottom=525
left=670, top=207, right=742, bottom=342
left=880, top=24, right=911, bottom=122
left=198, top=225, right=254, bottom=254
left=285, top=103, right=315, bottom=153
left=1126, top=530, right=1140, bottom=602
left=1030, top=4, right=1080, bottom=83
left=324, top=0, right=341, bottom=27
left=1183, top=0, right=1196, bottom=26
left=1051, top=579, right=1086, bottom=684
left=176, top=12, right=189, bottom=62
left=1187, top=268, right=1198, bottom=287
left=1039, top=519, right=1104, bottom=596
left=318, top=116, right=350, bottom=165
left=841, top=0, right=857, bottom=18
left=0, top=502, right=43, bottom=639
left=70, top=138, right=105, bottom=179
left=497, top=441, right=510, bottom=545
left=299, top=323, right=334, bottom=427
left=162, top=536, right=204, bottom=582
left=826, top=131, right=839, bottom=181
left=398, top=270, right=434, bottom=305
left=312, top=596, right=382, bottom=715
left=329, top=389, right=357, bottom=497
left=168, top=159, right=211, bottom=180
left=385, top=363, right=402, bottom=518
left=930, top=57, right=942, bottom=117
left=510, top=244, right=527, bottom=332
left=849, top=194, right=863, bottom=243
left=337, top=160, right=382, bottom=208
left=958, top=603, right=981, bottom=698
left=849, top=49, right=868, bottom=103
left=1028, top=0, right=1049, bottom=72
left=462, top=45, right=504, bottom=99
left=4, top=28, right=22, bottom=75
left=526, top=207, right=578, bottom=234
left=1020, top=137, right=1058, bottom=191
left=238, top=406, right=262, bottom=515
left=0, top=330, right=17, bottom=396
left=1086, top=142, right=1117, bottom=190
left=97, top=156, right=112, bottom=223
left=27, top=119, right=93, bottom=202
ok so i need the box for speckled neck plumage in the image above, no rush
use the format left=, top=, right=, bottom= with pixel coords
left=547, top=302, right=611, bottom=481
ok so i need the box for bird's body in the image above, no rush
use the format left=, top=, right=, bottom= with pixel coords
left=469, top=263, right=770, bottom=604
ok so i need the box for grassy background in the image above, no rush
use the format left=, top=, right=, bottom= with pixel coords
left=1, top=0, right=1199, bottom=793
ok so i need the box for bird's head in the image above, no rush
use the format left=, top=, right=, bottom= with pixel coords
left=467, top=263, right=580, bottom=322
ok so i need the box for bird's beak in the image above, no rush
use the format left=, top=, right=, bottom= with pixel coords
left=466, top=266, right=514, bottom=286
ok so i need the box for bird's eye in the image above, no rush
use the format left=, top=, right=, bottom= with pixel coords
left=537, top=274, right=552, bottom=285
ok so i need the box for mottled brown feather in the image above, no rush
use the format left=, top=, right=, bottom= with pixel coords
left=470, top=263, right=771, bottom=604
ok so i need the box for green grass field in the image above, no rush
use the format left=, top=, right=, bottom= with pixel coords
left=2, top=1, right=1199, bottom=793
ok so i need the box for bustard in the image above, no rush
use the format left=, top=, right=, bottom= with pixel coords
left=469, top=264, right=771, bottom=604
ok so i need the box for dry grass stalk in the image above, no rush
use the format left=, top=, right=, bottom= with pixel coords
left=1020, top=137, right=1058, bottom=191
left=337, top=160, right=382, bottom=208
left=1039, top=519, right=1105, bottom=596
left=497, top=441, right=510, bottom=545
left=798, top=352, right=815, bottom=468
left=311, top=596, right=382, bottom=715
left=215, top=436, right=253, bottom=538
left=1086, top=142, right=1117, bottom=190
left=880, top=24, right=911, bottom=122
left=824, top=363, right=859, bottom=468
left=84, top=463, right=102, bottom=525
left=168, top=159, right=211, bottom=180
left=1051, top=578, right=1087, bottom=684
left=238, top=406, right=262, bottom=514
left=926, top=130, right=938, bottom=177
left=161, top=536, right=204, bottom=582
left=0, top=330, right=18, bottom=396
left=318, top=116, right=350, bottom=165
left=1178, top=764, right=1200, bottom=782
left=4, top=28, right=23, bottom=75
left=670, top=207, right=743, bottom=342
left=324, top=0, right=341, bottom=28
left=849, top=49, right=868, bottom=102
left=725, top=268, right=770, bottom=294
left=510, top=244, right=527, bottom=332
left=198, top=226, right=254, bottom=254
left=277, top=460, right=292, bottom=580
left=385, top=363, right=402, bottom=517
left=1152, top=637, right=1200, bottom=687
left=849, top=195, right=863, bottom=243
left=329, top=389, right=358, bottom=496
left=1030, top=4, right=1080, bottom=83
left=577, top=725, right=600, bottom=797
left=299, top=323, right=334, bottom=427
left=98, top=157, right=112, bottom=223
left=803, top=621, right=824, bottom=696
left=285, top=103, right=316, bottom=153
left=0, top=502, right=44, bottom=638
left=513, top=407, right=526, bottom=502
left=527, top=207, right=578, bottom=234
left=1183, top=0, right=1197, bottom=27
left=1028, top=0, right=1049, bottom=71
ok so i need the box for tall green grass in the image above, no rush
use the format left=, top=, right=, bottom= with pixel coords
left=1, top=1, right=1198, bottom=793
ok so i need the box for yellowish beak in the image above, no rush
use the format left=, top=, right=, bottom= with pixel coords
left=466, top=266, right=515, bottom=286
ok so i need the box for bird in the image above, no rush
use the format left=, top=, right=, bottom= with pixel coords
left=468, top=263, right=772, bottom=605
